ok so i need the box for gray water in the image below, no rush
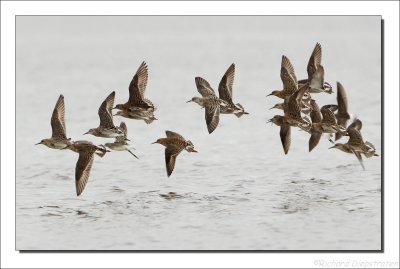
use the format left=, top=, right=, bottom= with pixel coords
left=16, top=16, right=381, bottom=250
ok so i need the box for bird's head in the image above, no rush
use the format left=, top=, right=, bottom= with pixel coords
left=266, top=90, right=280, bottom=97
left=187, top=97, right=204, bottom=106
left=113, top=104, right=124, bottom=110
left=267, top=115, right=284, bottom=126
left=35, top=139, right=46, bottom=146
left=269, top=103, right=284, bottom=110
left=151, top=138, right=164, bottom=145
left=185, top=140, right=198, bottom=153
left=329, top=143, right=349, bottom=153
left=83, top=128, right=96, bottom=135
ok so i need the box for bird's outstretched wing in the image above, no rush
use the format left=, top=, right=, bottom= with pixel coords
left=51, top=94, right=67, bottom=139
left=128, top=61, right=149, bottom=104
left=75, top=152, right=95, bottom=196
left=218, top=63, right=235, bottom=104
left=98, top=91, right=116, bottom=128
left=195, top=77, right=216, bottom=97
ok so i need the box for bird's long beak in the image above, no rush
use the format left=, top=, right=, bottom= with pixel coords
left=112, top=106, right=117, bottom=110
left=267, top=119, right=272, bottom=123
left=151, top=141, right=158, bottom=144
left=83, top=131, right=89, bottom=135
left=269, top=106, right=275, bottom=110
left=191, top=149, right=198, bottom=153
left=266, top=93, right=273, bottom=97
left=186, top=100, right=192, bottom=103
left=329, top=145, right=336, bottom=149
left=35, top=141, right=42, bottom=145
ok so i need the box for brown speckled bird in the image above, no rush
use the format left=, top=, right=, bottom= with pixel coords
left=152, top=131, right=197, bottom=177
left=36, top=94, right=72, bottom=149
left=188, top=77, right=228, bottom=134
left=84, top=91, right=124, bottom=138
left=67, top=141, right=109, bottom=196
left=307, top=102, right=347, bottom=152
left=330, top=119, right=378, bottom=170
left=102, top=122, right=138, bottom=159
left=188, top=64, right=248, bottom=118
left=217, top=63, right=249, bottom=117
left=334, top=81, right=351, bottom=141
left=113, top=61, right=157, bottom=123
left=268, top=85, right=311, bottom=155
left=298, top=43, right=333, bottom=94
left=267, top=115, right=291, bottom=155
left=267, top=55, right=298, bottom=99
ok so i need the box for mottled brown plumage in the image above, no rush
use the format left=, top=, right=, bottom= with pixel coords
left=196, top=76, right=216, bottom=97
left=308, top=99, right=322, bottom=152
left=127, top=61, right=153, bottom=109
left=84, top=91, right=124, bottom=138
left=268, top=84, right=312, bottom=154
left=307, top=103, right=346, bottom=152
left=218, top=63, right=249, bottom=117
left=113, top=61, right=157, bottom=123
left=36, top=94, right=72, bottom=149
left=67, top=141, right=109, bottom=196
left=103, top=122, right=138, bottom=159
left=51, top=94, right=67, bottom=139
left=98, top=91, right=116, bottom=129
left=218, top=63, right=235, bottom=104
left=267, top=115, right=292, bottom=155
left=284, top=85, right=310, bottom=126
left=267, top=55, right=298, bottom=99
left=335, top=82, right=351, bottom=140
left=298, top=43, right=332, bottom=94
left=307, top=42, right=322, bottom=82
left=152, top=131, right=197, bottom=177
left=188, top=77, right=226, bottom=134
left=330, top=119, right=378, bottom=170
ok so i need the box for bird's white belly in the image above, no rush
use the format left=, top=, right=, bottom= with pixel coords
left=51, top=140, right=70, bottom=149
left=100, top=129, right=123, bottom=138
left=106, top=144, right=127, bottom=151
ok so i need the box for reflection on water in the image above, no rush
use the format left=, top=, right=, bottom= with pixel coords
left=16, top=16, right=381, bottom=250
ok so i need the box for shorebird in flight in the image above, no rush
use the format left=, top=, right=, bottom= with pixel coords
left=268, top=85, right=311, bottom=154
left=307, top=101, right=347, bottom=152
left=267, top=55, right=299, bottom=99
left=152, top=131, right=197, bottom=177
left=187, top=77, right=228, bottom=134
left=334, top=81, right=351, bottom=141
left=114, top=61, right=157, bottom=124
left=217, top=63, right=249, bottom=117
left=84, top=91, right=124, bottom=138
left=67, top=141, right=109, bottom=196
left=102, top=122, right=138, bottom=159
left=187, top=64, right=249, bottom=127
left=298, top=43, right=333, bottom=94
left=36, top=94, right=72, bottom=149
left=330, top=119, right=378, bottom=170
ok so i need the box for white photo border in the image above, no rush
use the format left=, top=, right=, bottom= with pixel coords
left=1, top=1, right=399, bottom=268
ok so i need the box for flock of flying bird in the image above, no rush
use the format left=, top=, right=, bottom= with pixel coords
left=36, top=43, right=378, bottom=196
left=266, top=43, right=378, bottom=169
